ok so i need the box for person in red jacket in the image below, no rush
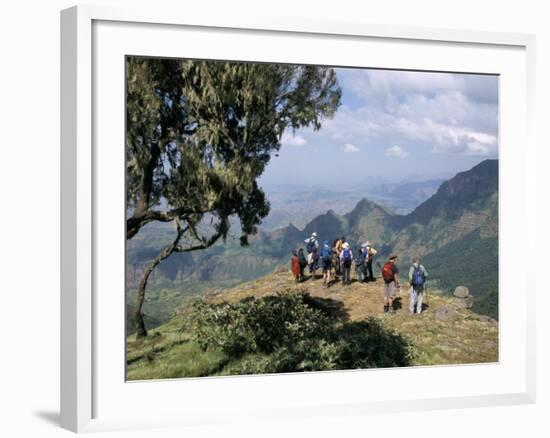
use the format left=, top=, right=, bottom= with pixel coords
left=381, top=254, right=400, bottom=313
left=291, top=250, right=301, bottom=283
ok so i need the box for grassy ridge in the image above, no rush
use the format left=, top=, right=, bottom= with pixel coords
left=127, top=271, right=498, bottom=380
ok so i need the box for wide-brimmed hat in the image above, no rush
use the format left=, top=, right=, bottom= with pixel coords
left=312, top=232, right=318, bottom=237
left=388, top=253, right=398, bottom=260
left=365, top=241, right=371, bottom=246
left=343, top=242, right=350, bottom=249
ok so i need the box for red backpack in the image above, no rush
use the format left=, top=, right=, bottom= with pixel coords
left=291, top=256, right=300, bottom=276
left=382, top=262, right=394, bottom=282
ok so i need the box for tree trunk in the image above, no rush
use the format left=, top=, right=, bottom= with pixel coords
left=133, top=231, right=183, bottom=339
left=132, top=221, right=221, bottom=339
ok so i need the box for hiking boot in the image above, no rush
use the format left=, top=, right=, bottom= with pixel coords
left=384, top=305, right=389, bottom=313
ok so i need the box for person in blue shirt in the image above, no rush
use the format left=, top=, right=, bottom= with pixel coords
left=408, top=256, right=429, bottom=315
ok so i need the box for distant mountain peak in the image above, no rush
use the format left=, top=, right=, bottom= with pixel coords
left=346, top=197, right=393, bottom=220
left=402, top=159, right=498, bottom=226
left=354, top=198, right=372, bottom=209
left=286, top=222, right=300, bottom=231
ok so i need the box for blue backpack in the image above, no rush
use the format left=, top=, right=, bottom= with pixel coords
left=412, top=266, right=425, bottom=287
left=321, top=245, right=331, bottom=261
left=306, top=240, right=316, bottom=253
left=342, top=248, right=352, bottom=266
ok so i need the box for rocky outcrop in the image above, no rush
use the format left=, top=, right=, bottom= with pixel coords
left=453, top=286, right=474, bottom=309
left=434, top=305, right=459, bottom=321
left=454, top=286, right=470, bottom=298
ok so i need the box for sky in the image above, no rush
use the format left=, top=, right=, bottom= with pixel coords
left=259, top=68, right=498, bottom=186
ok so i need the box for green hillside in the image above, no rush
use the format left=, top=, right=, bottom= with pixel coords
left=127, top=271, right=498, bottom=380
left=126, top=160, right=499, bottom=333
left=422, top=229, right=498, bottom=319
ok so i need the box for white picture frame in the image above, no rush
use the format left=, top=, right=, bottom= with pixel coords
left=60, top=4, right=537, bottom=433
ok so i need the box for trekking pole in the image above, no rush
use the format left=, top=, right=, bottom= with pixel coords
left=425, top=283, right=429, bottom=309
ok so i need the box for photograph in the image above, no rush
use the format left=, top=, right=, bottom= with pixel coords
left=125, top=57, right=499, bottom=381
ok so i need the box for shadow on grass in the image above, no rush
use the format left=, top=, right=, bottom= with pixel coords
left=301, top=293, right=349, bottom=321
left=126, top=338, right=190, bottom=365
left=335, top=318, right=412, bottom=368
left=392, top=296, right=403, bottom=311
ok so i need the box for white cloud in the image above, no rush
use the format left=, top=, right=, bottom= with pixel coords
left=321, top=82, right=498, bottom=157
left=329, top=68, right=499, bottom=158
left=386, top=145, right=409, bottom=159
left=342, top=143, right=360, bottom=153
left=281, top=132, right=307, bottom=147
left=421, top=118, right=498, bottom=156
left=323, top=105, right=383, bottom=143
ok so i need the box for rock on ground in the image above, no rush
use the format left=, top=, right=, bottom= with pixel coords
left=434, top=305, right=459, bottom=321
left=453, top=295, right=474, bottom=309
left=453, top=286, right=470, bottom=298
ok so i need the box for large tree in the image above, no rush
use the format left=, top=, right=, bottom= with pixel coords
left=127, top=57, right=341, bottom=337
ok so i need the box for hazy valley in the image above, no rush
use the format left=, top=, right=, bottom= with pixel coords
left=127, top=159, right=498, bottom=333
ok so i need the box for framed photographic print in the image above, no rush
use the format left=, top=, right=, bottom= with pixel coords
left=61, top=4, right=536, bottom=433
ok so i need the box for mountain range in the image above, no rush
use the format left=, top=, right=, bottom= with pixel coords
left=259, top=159, right=497, bottom=261
left=127, top=159, right=499, bottom=324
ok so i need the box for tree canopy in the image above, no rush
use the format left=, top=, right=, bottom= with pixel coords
left=126, top=58, right=341, bottom=244
left=126, top=57, right=342, bottom=337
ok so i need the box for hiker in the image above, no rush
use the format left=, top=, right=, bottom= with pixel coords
left=297, top=248, right=307, bottom=281
left=408, top=256, right=429, bottom=315
left=339, top=242, right=353, bottom=285
left=291, top=250, right=301, bottom=283
left=355, top=245, right=366, bottom=283
left=381, top=254, right=400, bottom=313
left=334, top=236, right=345, bottom=275
left=364, top=241, right=378, bottom=282
left=331, top=239, right=340, bottom=280
left=309, top=246, right=319, bottom=279
left=320, top=240, right=333, bottom=287
left=304, top=232, right=319, bottom=277
left=305, top=232, right=319, bottom=254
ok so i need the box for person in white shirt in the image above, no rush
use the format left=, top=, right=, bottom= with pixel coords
left=339, top=242, right=353, bottom=285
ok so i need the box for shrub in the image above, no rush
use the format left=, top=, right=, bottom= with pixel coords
left=185, top=292, right=412, bottom=374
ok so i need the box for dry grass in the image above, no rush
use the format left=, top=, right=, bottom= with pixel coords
left=127, top=270, right=498, bottom=380
left=208, top=270, right=498, bottom=366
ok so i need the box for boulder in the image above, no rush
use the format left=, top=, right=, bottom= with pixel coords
left=453, top=286, right=470, bottom=298
left=453, top=295, right=474, bottom=309
left=434, top=305, right=458, bottom=321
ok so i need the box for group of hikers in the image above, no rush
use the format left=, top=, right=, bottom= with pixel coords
left=291, top=232, right=429, bottom=315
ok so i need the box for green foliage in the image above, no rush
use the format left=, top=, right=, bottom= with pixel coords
left=186, top=293, right=331, bottom=356
left=126, top=57, right=342, bottom=243
left=422, top=229, right=498, bottom=319
left=126, top=57, right=342, bottom=335
left=472, top=289, right=499, bottom=320
left=184, top=292, right=412, bottom=374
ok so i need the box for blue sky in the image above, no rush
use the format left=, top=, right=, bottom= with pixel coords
left=260, top=68, right=498, bottom=186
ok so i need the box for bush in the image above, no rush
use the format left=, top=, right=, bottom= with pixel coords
left=185, top=292, right=412, bottom=374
